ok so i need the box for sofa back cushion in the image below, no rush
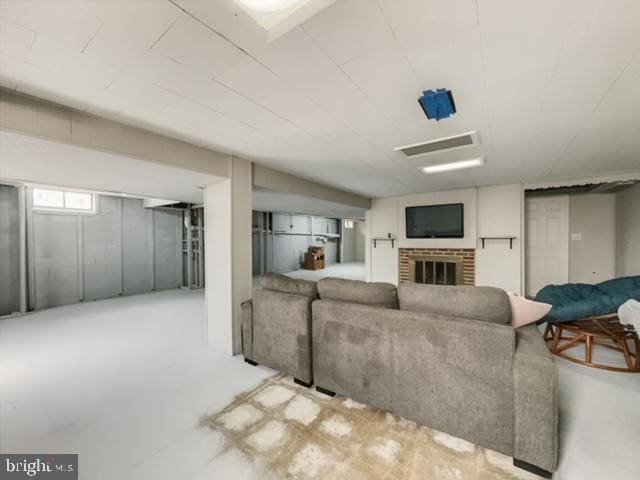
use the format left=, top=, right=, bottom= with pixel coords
left=397, top=283, right=511, bottom=325
left=261, top=273, right=318, bottom=298
left=317, top=277, right=398, bottom=309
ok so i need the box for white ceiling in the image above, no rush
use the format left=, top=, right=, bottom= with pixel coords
left=253, top=187, right=366, bottom=219
left=0, top=0, right=638, bottom=198
left=0, top=130, right=220, bottom=203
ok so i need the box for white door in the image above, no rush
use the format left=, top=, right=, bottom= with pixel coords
left=525, top=195, right=569, bottom=297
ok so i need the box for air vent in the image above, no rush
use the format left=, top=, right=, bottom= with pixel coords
left=394, top=131, right=478, bottom=158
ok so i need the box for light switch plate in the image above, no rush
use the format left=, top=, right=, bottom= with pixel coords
left=571, top=233, right=582, bottom=241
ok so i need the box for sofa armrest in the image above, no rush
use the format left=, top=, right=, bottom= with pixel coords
left=241, top=299, right=253, bottom=360
left=252, top=289, right=314, bottom=383
left=513, top=325, right=558, bottom=472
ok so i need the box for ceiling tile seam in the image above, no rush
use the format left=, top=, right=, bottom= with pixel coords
left=474, top=0, right=497, bottom=183
left=360, top=159, right=412, bottom=191
left=300, top=26, right=408, bottom=144
left=210, top=78, right=312, bottom=140
left=151, top=49, right=184, bottom=66
left=515, top=2, right=575, bottom=178
left=285, top=27, right=411, bottom=167
left=149, top=14, right=182, bottom=50
left=101, top=74, right=119, bottom=93
left=80, top=21, right=104, bottom=54
left=546, top=46, right=640, bottom=178
left=0, top=15, right=39, bottom=36
left=153, top=83, right=228, bottom=119
left=167, top=1, right=350, bottom=144
left=170, top=1, right=400, bottom=154
left=150, top=83, right=236, bottom=122
left=7, top=56, right=90, bottom=114
left=374, top=0, right=422, bottom=93
left=536, top=2, right=576, bottom=114
left=26, top=27, right=38, bottom=58
left=167, top=0, right=277, bottom=76
left=21, top=28, right=123, bottom=96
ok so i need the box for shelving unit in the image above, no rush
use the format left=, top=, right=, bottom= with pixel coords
left=372, top=234, right=396, bottom=248
left=479, top=236, right=517, bottom=249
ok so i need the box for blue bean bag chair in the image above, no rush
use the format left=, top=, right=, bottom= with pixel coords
left=534, top=276, right=640, bottom=323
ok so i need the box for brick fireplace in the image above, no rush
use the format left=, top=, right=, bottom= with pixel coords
left=399, top=248, right=475, bottom=286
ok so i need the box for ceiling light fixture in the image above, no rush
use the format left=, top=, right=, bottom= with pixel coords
left=235, top=0, right=303, bottom=13
left=419, top=157, right=485, bottom=174
left=233, top=0, right=336, bottom=42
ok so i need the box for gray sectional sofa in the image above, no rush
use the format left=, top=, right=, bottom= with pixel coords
left=242, top=275, right=558, bottom=477
left=241, top=273, right=316, bottom=387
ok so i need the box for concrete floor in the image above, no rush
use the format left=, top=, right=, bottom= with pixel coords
left=253, top=261, right=365, bottom=289
left=0, top=290, right=274, bottom=480
left=1, top=289, right=638, bottom=479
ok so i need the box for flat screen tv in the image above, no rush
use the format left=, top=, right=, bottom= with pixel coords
left=405, top=203, right=464, bottom=239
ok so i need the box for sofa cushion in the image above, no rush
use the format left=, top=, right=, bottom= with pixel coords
left=260, top=273, right=318, bottom=298
left=317, top=277, right=399, bottom=309
left=535, top=276, right=640, bottom=323
left=397, top=283, right=511, bottom=325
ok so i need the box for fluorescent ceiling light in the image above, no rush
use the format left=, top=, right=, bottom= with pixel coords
left=236, top=0, right=303, bottom=12
left=419, top=157, right=485, bottom=174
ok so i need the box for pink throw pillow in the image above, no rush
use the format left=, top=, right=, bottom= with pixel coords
left=507, top=292, right=552, bottom=328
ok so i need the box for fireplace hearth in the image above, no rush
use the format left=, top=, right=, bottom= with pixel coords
left=399, top=248, right=475, bottom=285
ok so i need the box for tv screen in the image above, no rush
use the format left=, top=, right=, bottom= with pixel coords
left=405, top=203, right=464, bottom=238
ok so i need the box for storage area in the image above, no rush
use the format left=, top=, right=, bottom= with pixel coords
left=0, top=183, right=205, bottom=316
left=252, top=211, right=361, bottom=276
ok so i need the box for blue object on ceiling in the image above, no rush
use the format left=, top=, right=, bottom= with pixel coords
left=418, top=89, right=457, bottom=121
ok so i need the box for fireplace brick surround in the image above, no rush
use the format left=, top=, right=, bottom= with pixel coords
left=399, top=248, right=476, bottom=285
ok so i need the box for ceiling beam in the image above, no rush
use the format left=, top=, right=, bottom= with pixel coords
left=253, top=164, right=370, bottom=210
left=0, top=88, right=231, bottom=178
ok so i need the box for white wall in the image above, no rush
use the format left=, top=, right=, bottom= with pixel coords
left=616, top=183, right=640, bottom=276
left=569, top=194, right=616, bottom=283
left=366, top=186, right=521, bottom=291
left=368, top=197, right=401, bottom=284
left=398, top=188, right=477, bottom=249
left=476, top=184, right=522, bottom=293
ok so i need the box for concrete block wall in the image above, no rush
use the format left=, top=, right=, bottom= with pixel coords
left=252, top=211, right=340, bottom=275
left=0, top=185, right=20, bottom=315
left=28, top=192, right=183, bottom=310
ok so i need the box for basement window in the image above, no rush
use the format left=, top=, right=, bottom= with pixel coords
left=33, top=188, right=95, bottom=213
left=344, top=220, right=354, bottom=229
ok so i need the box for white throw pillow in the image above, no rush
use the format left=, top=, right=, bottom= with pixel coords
left=507, top=292, right=552, bottom=328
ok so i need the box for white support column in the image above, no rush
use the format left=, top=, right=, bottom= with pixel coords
left=204, top=157, right=252, bottom=355
left=230, top=157, right=252, bottom=354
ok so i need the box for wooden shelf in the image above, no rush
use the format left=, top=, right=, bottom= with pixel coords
left=479, top=236, right=517, bottom=249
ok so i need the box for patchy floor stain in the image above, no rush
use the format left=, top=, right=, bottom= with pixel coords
left=204, top=374, right=546, bottom=479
